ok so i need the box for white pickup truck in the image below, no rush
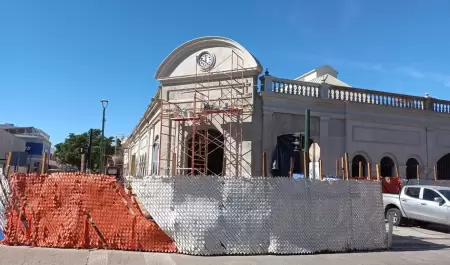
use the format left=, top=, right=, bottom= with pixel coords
left=383, top=185, right=450, bottom=226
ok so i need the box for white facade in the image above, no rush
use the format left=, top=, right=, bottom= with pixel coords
left=124, top=36, right=450, bottom=180
left=0, top=124, right=52, bottom=171
left=0, top=130, right=26, bottom=161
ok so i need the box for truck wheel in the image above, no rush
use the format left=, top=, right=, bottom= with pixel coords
left=386, top=208, right=402, bottom=226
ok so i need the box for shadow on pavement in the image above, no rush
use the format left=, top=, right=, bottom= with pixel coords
left=422, top=224, right=450, bottom=234
left=389, top=224, right=450, bottom=252
left=390, top=234, right=449, bottom=251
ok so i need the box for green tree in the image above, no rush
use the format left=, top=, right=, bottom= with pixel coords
left=54, top=129, right=118, bottom=171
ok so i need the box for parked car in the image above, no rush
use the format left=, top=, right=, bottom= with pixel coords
left=383, top=185, right=450, bottom=226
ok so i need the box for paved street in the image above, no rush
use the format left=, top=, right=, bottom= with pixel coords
left=1, top=225, right=450, bottom=265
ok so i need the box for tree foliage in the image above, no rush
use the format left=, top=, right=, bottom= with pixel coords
left=54, top=129, right=119, bottom=171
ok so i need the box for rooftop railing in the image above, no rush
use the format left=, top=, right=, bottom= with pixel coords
left=260, top=75, right=449, bottom=113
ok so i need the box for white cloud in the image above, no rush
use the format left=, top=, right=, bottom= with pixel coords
left=326, top=57, right=450, bottom=87
left=396, top=67, right=426, bottom=78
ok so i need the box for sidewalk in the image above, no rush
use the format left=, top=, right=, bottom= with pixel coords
left=1, top=245, right=450, bottom=265
left=0, top=225, right=449, bottom=265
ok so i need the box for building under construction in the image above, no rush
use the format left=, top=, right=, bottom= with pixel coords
left=123, top=37, right=261, bottom=177
left=158, top=50, right=252, bottom=176
left=124, top=36, right=450, bottom=179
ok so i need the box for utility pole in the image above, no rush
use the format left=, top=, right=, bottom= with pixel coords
left=100, top=99, right=109, bottom=174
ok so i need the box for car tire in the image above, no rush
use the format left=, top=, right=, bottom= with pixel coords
left=386, top=208, right=403, bottom=226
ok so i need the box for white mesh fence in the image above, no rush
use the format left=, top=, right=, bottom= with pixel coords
left=129, top=176, right=387, bottom=255
left=0, top=170, right=11, bottom=231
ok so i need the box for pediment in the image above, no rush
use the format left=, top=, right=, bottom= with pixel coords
left=155, top=36, right=263, bottom=83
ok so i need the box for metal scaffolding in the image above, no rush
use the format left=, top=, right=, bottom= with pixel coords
left=158, top=50, right=250, bottom=176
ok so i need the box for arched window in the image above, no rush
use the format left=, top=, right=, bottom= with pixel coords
left=152, top=135, right=159, bottom=175
left=351, top=155, right=367, bottom=177
left=437, top=154, right=450, bottom=180
left=380, top=156, right=395, bottom=177
left=406, top=158, right=419, bottom=179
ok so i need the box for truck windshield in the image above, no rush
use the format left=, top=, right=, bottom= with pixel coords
left=438, top=190, right=450, bottom=200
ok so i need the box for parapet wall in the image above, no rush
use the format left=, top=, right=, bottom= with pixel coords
left=130, top=176, right=387, bottom=255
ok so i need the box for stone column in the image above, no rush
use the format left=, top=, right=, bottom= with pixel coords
left=260, top=75, right=274, bottom=92
left=262, top=111, right=274, bottom=176
left=425, top=127, right=436, bottom=180
left=320, top=84, right=330, bottom=99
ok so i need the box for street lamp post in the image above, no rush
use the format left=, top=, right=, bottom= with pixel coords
left=100, top=99, right=109, bottom=174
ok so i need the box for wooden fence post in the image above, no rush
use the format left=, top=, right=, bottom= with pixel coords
left=289, top=157, right=294, bottom=178
left=434, top=166, right=437, bottom=182
left=5, top=152, right=12, bottom=178
left=171, top=152, right=176, bottom=176
left=416, top=165, right=420, bottom=180
left=344, top=152, right=349, bottom=180
left=359, top=161, right=362, bottom=178
left=262, top=152, right=267, bottom=177
left=40, top=152, right=47, bottom=175
left=376, top=164, right=381, bottom=181
left=319, top=159, right=323, bottom=180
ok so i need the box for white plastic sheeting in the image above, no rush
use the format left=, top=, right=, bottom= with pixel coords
left=130, top=176, right=387, bottom=255
left=0, top=170, right=10, bottom=231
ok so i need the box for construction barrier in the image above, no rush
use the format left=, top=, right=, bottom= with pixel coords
left=129, top=176, right=387, bottom=255
left=0, top=173, right=177, bottom=252
left=0, top=170, right=10, bottom=232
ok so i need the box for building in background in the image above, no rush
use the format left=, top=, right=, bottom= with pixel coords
left=0, top=129, right=26, bottom=169
left=0, top=124, right=52, bottom=172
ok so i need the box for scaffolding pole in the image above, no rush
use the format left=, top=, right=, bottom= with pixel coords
left=158, top=50, right=250, bottom=177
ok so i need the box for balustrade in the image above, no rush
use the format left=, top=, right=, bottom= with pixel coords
left=328, top=86, right=425, bottom=110
left=260, top=75, right=450, bottom=114
left=265, top=77, right=320, bottom=98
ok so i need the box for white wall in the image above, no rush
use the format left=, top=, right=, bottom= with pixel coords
left=0, top=130, right=26, bottom=159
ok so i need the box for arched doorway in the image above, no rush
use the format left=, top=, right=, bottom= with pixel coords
left=437, top=153, right=450, bottom=180
left=351, top=155, right=367, bottom=177
left=380, top=156, right=395, bottom=177
left=406, top=158, right=419, bottom=179
left=187, top=129, right=224, bottom=176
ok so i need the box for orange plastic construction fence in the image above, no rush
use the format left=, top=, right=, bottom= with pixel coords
left=1, top=173, right=177, bottom=252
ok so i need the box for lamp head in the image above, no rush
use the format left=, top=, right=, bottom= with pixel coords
left=100, top=99, right=109, bottom=108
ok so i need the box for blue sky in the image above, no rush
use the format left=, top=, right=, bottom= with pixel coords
left=1, top=0, right=450, bottom=145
